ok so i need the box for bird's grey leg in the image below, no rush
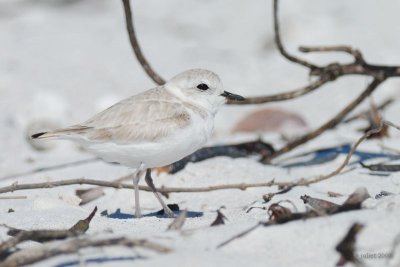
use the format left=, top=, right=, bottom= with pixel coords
left=132, top=163, right=146, bottom=218
left=145, top=169, right=175, bottom=218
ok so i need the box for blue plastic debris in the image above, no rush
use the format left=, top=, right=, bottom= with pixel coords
left=281, top=144, right=400, bottom=168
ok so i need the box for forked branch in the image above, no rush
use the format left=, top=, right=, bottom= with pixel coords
left=264, top=77, right=385, bottom=161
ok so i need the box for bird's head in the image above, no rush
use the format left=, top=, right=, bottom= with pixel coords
left=165, top=69, right=244, bottom=114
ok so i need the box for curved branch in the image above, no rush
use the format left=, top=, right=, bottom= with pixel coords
left=228, top=78, right=328, bottom=105
left=273, top=0, right=318, bottom=69
left=121, top=0, right=165, bottom=85
left=264, top=77, right=386, bottom=161
left=299, top=45, right=365, bottom=64
left=296, top=123, right=384, bottom=186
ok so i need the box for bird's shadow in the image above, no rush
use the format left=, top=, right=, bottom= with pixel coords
left=102, top=205, right=203, bottom=219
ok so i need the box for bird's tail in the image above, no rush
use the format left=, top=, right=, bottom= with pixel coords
left=31, top=131, right=61, bottom=139
left=31, top=126, right=91, bottom=140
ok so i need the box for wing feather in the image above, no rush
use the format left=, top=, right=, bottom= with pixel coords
left=74, top=87, right=191, bottom=144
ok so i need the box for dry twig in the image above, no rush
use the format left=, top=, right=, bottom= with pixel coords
left=218, top=187, right=369, bottom=249
left=291, top=122, right=384, bottom=186
left=0, top=237, right=171, bottom=267
left=343, top=98, right=394, bottom=123
left=230, top=79, right=329, bottom=105
left=264, top=77, right=385, bottom=161
left=0, top=207, right=98, bottom=257
left=0, top=179, right=280, bottom=195
left=121, top=0, right=165, bottom=85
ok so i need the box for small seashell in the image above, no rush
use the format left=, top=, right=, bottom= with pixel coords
left=301, top=195, right=339, bottom=213
left=232, top=108, right=309, bottom=138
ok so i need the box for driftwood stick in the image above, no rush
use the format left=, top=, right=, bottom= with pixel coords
left=383, top=120, right=400, bottom=131
left=121, top=0, right=165, bottom=85
left=0, top=237, right=171, bottom=267
left=0, top=230, right=74, bottom=254
left=343, top=98, right=394, bottom=123
left=216, top=223, right=262, bottom=249
left=299, top=45, right=365, bottom=64
left=265, top=77, right=385, bottom=161
left=228, top=78, right=328, bottom=105
left=273, top=0, right=318, bottom=69
left=294, top=123, right=384, bottom=186
left=0, top=179, right=282, bottom=195
left=229, top=1, right=400, bottom=107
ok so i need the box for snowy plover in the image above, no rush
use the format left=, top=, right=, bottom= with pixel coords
left=32, top=69, right=244, bottom=218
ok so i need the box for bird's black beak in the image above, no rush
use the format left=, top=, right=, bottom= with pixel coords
left=220, top=91, right=245, bottom=101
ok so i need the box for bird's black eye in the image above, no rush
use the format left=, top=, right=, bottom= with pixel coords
left=197, top=83, right=209, bottom=91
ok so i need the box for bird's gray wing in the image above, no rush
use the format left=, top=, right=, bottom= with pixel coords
left=37, top=88, right=192, bottom=144
left=77, top=87, right=192, bottom=144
